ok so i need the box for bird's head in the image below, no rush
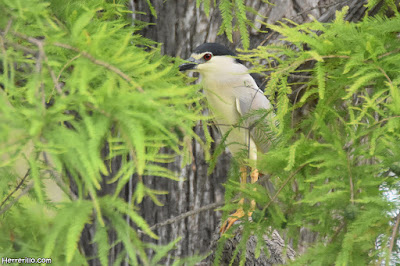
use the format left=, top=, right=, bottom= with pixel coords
left=179, top=43, right=244, bottom=75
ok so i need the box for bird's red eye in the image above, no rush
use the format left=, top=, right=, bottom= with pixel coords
left=203, top=53, right=212, bottom=61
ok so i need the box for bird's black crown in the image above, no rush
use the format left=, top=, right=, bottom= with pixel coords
left=194, top=43, right=243, bottom=64
left=194, top=43, right=237, bottom=57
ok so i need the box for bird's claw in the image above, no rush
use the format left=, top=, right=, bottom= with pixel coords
left=220, top=208, right=253, bottom=234
left=220, top=216, right=239, bottom=234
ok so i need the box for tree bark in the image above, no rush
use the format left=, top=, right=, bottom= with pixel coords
left=203, top=227, right=296, bottom=265
left=80, top=1, right=374, bottom=265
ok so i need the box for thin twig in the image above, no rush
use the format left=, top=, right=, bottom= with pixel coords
left=378, top=48, right=400, bottom=60
left=259, top=0, right=350, bottom=46
left=43, top=52, right=63, bottom=95
left=274, top=55, right=350, bottom=75
left=34, top=41, right=46, bottom=106
left=53, top=42, right=144, bottom=92
left=388, top=213, right=400, bottom=263
left=0, top=170, right=30, bottom=211
left=0, top=37, right=7, bottom=69
left=346, top=153, right=355, bottom=204
left=289, top=74, right=313, bottom=79
left=7, top=31, right=62, bottom=95
left=0, top=181, right=34, bottom=215
left=10, top=31, right=42, bottom=46
left=3, top=19, right=13, bottom=36
left=214, top=123, right=250, bottom=130
left=42, top=152, right=78, bottom=201
left=57, top=54, right=81, bottom=77
left=3, top=39, right=37, bottom=55
left=4, top=30, right=143, bottom=93
left=9, top=31, right=47, bottom=105
left=377, top=65, right=392, bottom=85
left=49, top=54, right=81, bottom=100
left=291, top=84, right=307, bottom=128
left=328, top=222, right=346, bottom=243
left=295, top=0, right=350, bottom=17
left=85, top=102, right=112, bottom=117
left=259, top=32, right=275, bottom=47
left=262, top=163, right=307, bottom=212
left=139, top=201, right=225, bottom=236
left=375, top=116, right=400, bottom=126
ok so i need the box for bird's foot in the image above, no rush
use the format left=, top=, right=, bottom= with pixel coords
left=219, top=208, right=253, bottom=234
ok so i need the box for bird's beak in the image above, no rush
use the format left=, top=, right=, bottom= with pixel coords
left=179, top=57, right=199, bottom=72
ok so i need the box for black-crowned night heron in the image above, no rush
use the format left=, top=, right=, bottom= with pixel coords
left=179, top=43, right=274, bottom=233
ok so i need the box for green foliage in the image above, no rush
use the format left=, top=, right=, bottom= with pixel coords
left=44, top=200, right=93, bottom=262
left=366, top=0, right=400, bottom=16
left=197, top=0, right=265, bottom=49
left=227, top=7, right=400, bottom=265
left=0, top=0, right=204, bottom=264
left=197, top=0, right=212, bottom=17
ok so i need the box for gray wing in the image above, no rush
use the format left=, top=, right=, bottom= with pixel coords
left=234, top=82, right=276, bottom=153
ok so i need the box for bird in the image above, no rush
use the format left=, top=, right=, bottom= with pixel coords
left=179, top=43, right=274, bottom=233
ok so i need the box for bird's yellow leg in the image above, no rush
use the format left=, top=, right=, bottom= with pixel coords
left=220, top=167, right=260, bottom=233
left=220, top=166, right=249, bottom=233
left=250, top=168, right=259, bottom=210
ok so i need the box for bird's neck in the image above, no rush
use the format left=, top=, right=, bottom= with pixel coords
left=201, top=65, right=250, bottom=89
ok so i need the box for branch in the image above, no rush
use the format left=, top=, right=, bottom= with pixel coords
left=388, top=213, right=400, bottom=263
left=2, top=30, right=143, bottom=93
left=139, top=201, right=225, bottom=235
left=274, top=55, right=350, bottom=76
left=329, top=221, right=347, bottom=243
left=346, top=153, right=355, bottom=204
left=260, top=0, right=353, bottom=46
left=0, top=170, right=30, bottom=211
left=3, top=39, right=38, bottom=55
left=378, top=48, right=400, bottom=60
left=262, top=164, right=307, bottom=212
left=150, top=201, right=224, bottom=230
left=50, top=54, right=81, bottom=100
left=5, top=31, right=62, bottom=96
left=42, top=152, right=78, bottom=201
left=205, top=227, right=296, bottom=265
left=43, top=49, right=63, bottom=95
left=374, top=116, right=400, bottom=126
left=289, top=73, right=313, bottom=79
left=3, top=19, right=13, bottom=36
left=0, top=181, right=34, bottom=215
left=52, top=42, right=144, bottom=92
left=295, top=0, right=350, bottom=17
left=377, top=65, right=392, bottom=85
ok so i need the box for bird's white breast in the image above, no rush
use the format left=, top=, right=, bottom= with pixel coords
left=200, top=59, right=260, bottom=156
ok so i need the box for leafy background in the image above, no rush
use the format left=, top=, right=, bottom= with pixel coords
left=0, top=0, right=400, bottom=265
